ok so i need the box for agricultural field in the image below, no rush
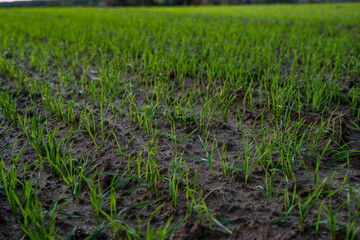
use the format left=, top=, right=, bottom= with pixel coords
left=0, top=3, right=359, bottom=239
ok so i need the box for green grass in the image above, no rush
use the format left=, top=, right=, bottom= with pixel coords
left=0, top=3, right=359, bottom=239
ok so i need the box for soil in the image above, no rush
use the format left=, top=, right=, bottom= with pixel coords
left=0, top=64, right=359, bottom=240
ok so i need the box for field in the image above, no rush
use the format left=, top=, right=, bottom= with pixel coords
left=0, top=3, right=359, bottom=239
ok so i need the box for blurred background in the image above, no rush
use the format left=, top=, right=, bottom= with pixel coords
left=0, top=0, right=357, bottom=8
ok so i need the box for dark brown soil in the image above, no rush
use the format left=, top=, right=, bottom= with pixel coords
left=0, top=66, right=359, bottom=240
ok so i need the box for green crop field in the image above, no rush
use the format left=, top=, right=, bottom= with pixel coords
left=0, top=3, right=359, bottom=239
